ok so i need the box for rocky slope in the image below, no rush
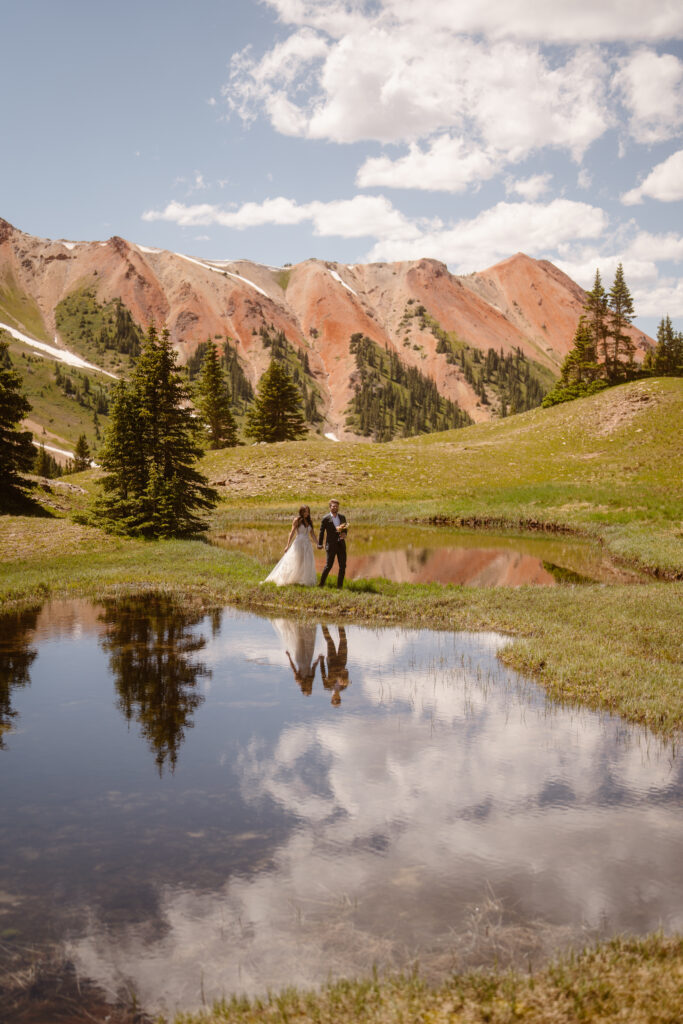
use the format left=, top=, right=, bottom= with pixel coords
left=0, top=218, right=652, bottom=438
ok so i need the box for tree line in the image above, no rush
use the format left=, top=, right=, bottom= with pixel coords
left=346, top=332, right=471, bottom=441
left=543, top=265, right=682, bottom=407
left=401, top=302, right=551, bottom=415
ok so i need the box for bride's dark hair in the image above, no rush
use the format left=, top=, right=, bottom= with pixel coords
left=297, top=505, right=313, bottom=528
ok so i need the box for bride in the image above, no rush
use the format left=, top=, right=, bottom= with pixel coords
left=263, top=506, right=318, bottom=586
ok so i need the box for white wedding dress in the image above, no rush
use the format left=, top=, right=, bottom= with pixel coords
left=263, top=524, right=317, bottom=586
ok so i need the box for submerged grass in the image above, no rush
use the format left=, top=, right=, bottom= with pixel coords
left=166, top=934, right=683, bottom=1024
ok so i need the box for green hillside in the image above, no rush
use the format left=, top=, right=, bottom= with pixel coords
left=0, top=327, right=113, bottom=454
left=0, top=268, right=50, bottom=341
left=201, top=377, right=682, bottom=576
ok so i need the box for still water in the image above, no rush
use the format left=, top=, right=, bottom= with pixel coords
left=1, top=598, right=680, bottom=1017
left=211, top=524, right=643, bottom=585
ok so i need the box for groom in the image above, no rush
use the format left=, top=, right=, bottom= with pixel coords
left=318, top=497, right=347, bottom=588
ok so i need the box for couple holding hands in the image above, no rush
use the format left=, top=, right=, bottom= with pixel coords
left=264, top=498, right=348, bottom=589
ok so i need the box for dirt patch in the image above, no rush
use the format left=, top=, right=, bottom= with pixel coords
left=594, top=387, right=656, bottom=436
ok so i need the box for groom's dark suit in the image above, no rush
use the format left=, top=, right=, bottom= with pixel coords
left=318, top=512, right=347, bottom=588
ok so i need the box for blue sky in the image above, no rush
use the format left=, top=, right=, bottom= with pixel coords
left=2, top=0, right=682, bottom=336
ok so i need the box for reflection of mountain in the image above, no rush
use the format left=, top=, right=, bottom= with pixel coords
left=99, top=597, right=212, bottom=772
left=346, top=546, right=556, bottom=585
left=0, top=608, right=39, bottom=748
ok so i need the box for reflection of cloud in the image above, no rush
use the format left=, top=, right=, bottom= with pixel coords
left=69, top=624, right=682, bottom=1014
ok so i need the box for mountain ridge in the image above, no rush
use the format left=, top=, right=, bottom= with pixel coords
left=0, top=218, right=652, bottom=440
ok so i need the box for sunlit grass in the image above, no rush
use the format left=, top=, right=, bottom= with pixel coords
left=166, top=934, right=683, bottom=1024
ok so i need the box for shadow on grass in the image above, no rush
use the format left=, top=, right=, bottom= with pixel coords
left=0, top=484, right=55, bottom=518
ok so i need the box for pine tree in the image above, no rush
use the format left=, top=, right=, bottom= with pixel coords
left=607, top=263, right=636, bottom=382
left=644, top=316, right=683, bottom=377
left=583, top=269, right=610, bottom=376
left=194, top=342, right=238, bottom=449
left=94, top=324, right=217, bottom=536
left=245, top=360, right=307, bottom=442
left=542, top=318, right=607, bottom=406
left=33, top=443, right=62, bottom=478
left=72, top=433, right=92, bottom=472
left=0, top=337, right=34, bottom=505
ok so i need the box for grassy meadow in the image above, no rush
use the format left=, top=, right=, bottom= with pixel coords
left=1, top=377, right=682, bottom=740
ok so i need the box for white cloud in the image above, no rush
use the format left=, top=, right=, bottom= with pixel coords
left=357, top=137, right=499, bottom=192
left=632, top=278, right=683, bottom=316
left=142, top=194, right=424, bottom=241
left=265, top=0, right=683, bottom=43
left=365, top=199, right=609, bottom=272
left=143, top=194, right=608, bottom=273
left=226, top=18, right=611, bottom=161
left=614, top=49, right=683, bottom=143
left=577, top=168, right=593, bottom=190
left=505, top=173, right=553, bottom=200
left=622, top=149, right=683, bottom=204
left=626, top=230, right=683, bottom=263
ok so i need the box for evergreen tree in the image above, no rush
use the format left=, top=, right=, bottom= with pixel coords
left=583, top=269, right=610, bottom=375
left=194, top=342, right=238, bottom=449
left=607, top=263, right=636, bottom=382
left=542, top=318, right=607, bottom=407
left=94, top=324, right=217, bottom=536
left=245, top=359, right=307, bottom=442
left=72, top=433, right=92, bottom=472
left=644, top=316, right=683, bottom=377
left=0, top=338, right=34, bottom=505
left=33, top=443, right=62, bottom=478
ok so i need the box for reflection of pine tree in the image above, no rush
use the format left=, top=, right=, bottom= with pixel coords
left=0, top=609, right=39, bottom=749
left=99, top=597, right=212, bottom=773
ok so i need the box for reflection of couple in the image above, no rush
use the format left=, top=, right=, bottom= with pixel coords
left=263, top=498, right=348, bottom=589
left=275, top=620, right=350, bottom=704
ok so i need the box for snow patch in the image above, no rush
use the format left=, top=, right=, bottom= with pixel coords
left=0, top=322, right=118, bottom=378
left=137, top=244, right=160, bottom=254
left=174, top=252, right=271, bottom=297
left=32, top=440, right=75, bottom=459
left=328, top=269, right=358, bottom=297
left=324, top=432, right=340, bottom=442
left=60, top=241, right=77, bottom=250
left=31, top=439, right=99, bottom=467
left=226, top=271, right=269, bottom=297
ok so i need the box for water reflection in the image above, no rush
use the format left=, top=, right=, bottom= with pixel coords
left=0, top=601, right=680, bottom=1018
left=211, top=524, right=643, bottom=586
left=99, top=597, right=212, bottom=773
left=320, top=625, right=351, bottom=705
left=273, top=619, right=320, bottom=696
left=0, top=608, right=38, bottom=748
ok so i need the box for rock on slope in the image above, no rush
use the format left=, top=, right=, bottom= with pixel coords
left=0, top=218, right=652, bottom=438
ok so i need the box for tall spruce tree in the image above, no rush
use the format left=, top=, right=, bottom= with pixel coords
left=542, top=318, right=607, bottom=407
left=0, top=337, right=34, bottom=506
left=607, top=263, right=636, bottom=382
left=194, top=342, right=238, bottom=449
left=72, top=433, right=92, bottom=472
left=94, top=324, right=217, bottom=536
left=644, top=316, right=683, bottom=377
left=583, top=269, right=610, bottom=376
left=245, top=359, right=307, bottom=442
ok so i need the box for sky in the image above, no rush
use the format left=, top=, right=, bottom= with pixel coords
left=1, top=0, right=682, bottom=337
